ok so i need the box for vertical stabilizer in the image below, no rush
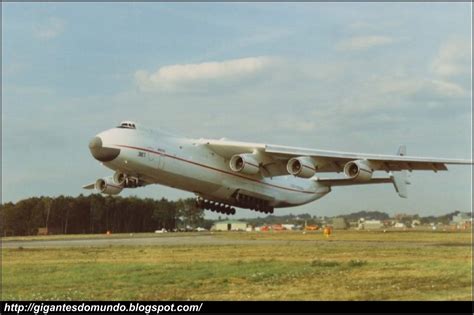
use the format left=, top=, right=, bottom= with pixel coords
left=397, top=144, right=406, bottom=156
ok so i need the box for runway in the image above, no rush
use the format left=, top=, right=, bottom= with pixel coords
left=2, top=232, right=459, bottom=249
left=1, top=234, right=284, bottom=248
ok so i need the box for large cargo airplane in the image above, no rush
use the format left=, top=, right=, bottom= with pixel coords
left=84, top=121, right=472, bottom=215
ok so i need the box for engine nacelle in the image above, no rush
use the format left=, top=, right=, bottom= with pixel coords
left=343, top=160, right=373, bottom=182
left=95, top=176, right=123, bottom=195
left=113, top=171, right=140, bottom=188
left=229, top=154, right=260, bottom=175
left=287, top=156, right=317, bottom=178
left=113, top=171, right=126, bottom=186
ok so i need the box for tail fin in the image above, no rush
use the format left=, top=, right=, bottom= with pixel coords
left=391, top=145, right=410, bottom=198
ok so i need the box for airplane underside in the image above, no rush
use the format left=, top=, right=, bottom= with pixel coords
left=84, top=121, right=472, bottom=216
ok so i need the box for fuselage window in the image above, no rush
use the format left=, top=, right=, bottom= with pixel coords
left=116, top=122, right=136, bottom=129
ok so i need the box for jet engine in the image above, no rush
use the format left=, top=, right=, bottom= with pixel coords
left=287, top=156, right=317, bottom=178
left=229, top=154, right=260, bottom=175
left=95, top=176, right=123, bottom=195
left=113, top=171, right=140, bottom=188
left=113, top=171, right=126, bottom=185
left=343, top=160, right=373, bottom=182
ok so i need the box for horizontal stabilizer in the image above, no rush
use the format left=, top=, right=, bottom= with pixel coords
left=391, top=145, right=410, bottom=198
left=390, top=171, right=410, bottom=198
left=315, top=173, right=410, bottom=199
left=315, top=177, right=392, bottom=186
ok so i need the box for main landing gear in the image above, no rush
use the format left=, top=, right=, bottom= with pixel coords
left=195, top=198, right=236, bottom=215
left=235, top=193, right=274, bottom=214
left=195, top=194, right=274, bottom=216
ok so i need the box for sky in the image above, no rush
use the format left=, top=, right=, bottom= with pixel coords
left=2, top=2, right=472, bottom=218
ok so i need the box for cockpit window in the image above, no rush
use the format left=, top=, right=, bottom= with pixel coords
left=116, top=121, right=136, bottom=129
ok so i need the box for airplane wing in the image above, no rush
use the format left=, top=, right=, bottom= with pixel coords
left=82, top=183, right=95, bottom=189
left=82, top=176, right=153, bottom=191
left=265, top=144, right=472, bottom=172
left=201, top=139, right=472, bottom=176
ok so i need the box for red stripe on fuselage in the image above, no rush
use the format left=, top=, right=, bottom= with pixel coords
left=114, top=144, right=316, bottom=194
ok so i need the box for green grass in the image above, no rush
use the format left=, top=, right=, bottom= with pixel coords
left=2, top=230, right=472, bottom=300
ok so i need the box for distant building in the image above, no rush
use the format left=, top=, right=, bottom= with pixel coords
left=358, top=219, right=383, bottom=230
left=294, top=224, right=303, bottom=230
left=394, top=222, right=406, bottom=229
left=348, top=221, right=359, bottom=229
left=450, top=213, right=472, bottom=228
left=332, top=217, right=348, bottom=230
left=212, top=220, right=247, bottom=231
left=282, top=224, right=295, bottom=230
left=255, top=225, right=270, bottom=232
left=271, top=224, right=286, bottom=231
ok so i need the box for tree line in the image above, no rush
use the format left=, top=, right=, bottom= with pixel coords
left=1, top=194, right=466, bottom=236
left=0, top=194, right=208, bottom=236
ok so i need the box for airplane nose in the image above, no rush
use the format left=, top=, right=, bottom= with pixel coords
left=88, top=136, right=120, bottom=162
left=88, top=136, right=102, bottom=151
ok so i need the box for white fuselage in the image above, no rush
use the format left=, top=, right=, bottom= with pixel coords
left=95, top=126, right=330, bottom=208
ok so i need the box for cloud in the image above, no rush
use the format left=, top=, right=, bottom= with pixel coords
left=336, top=35, right=395, bottom=51
left=377, top=77, right=465, bottom=98
left=135, top=56, right=276, bottom=91
left=429, top=79, right=466, bottom=97
left=431, top=39, right=470, bottom=77
left=33, top=17, right=65, bottom=40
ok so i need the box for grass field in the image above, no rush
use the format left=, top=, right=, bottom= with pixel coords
left=2, top=230, right=472, bottom=301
